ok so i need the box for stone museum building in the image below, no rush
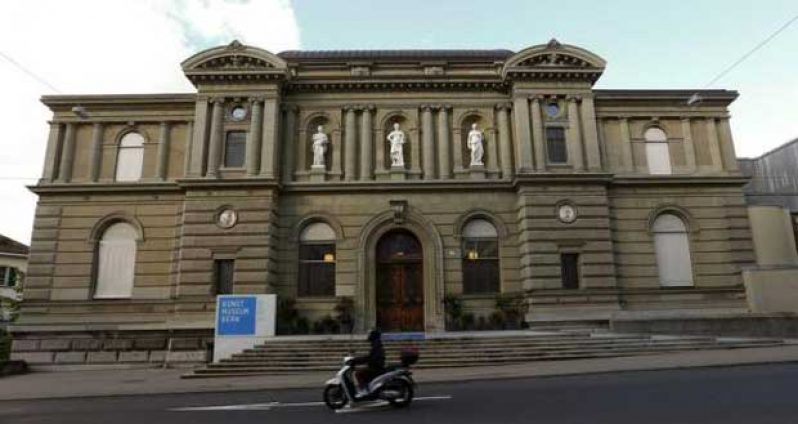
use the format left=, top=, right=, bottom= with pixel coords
left=13, top=40, right=753, bottom=364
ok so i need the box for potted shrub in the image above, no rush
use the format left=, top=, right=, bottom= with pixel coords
left=276, top=297, right=299, bottom=335
left=488, top=311, right=505, bottom=330
left=334, top=297, right=355, bottom=334
left=496, top=292, right=528, bottom=330
left=459, top=313, right=476, bottom=331
left=443, top=294, right=463, bottom=331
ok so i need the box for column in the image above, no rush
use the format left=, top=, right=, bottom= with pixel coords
left=359, top=105, right=374, bottom=180
left=344, top=106, right=357, bottom=181
left=487, top=124, right=499, bottom=174
left=155, top=122, right=170, bottom=180
left=259, top=97, right=280, bottom=178
left=295, top=125, right=307, bottom=176
left=452, top=125, right=463, bottom=173
left=496, top=103, right=513, bottom=179
left=566, top=96, right=584, bottom=171
left=281, top=105, right=297, bottom=182
left=717, top=117, right=739, bottom=172
left=375, top=124, right=386, bottom=175
left=410, top=112, right=421, bottom=175
left=182, top=122, right=193, bottom=177
left=88, top=122, right=104, bottom=182
left=421, top=105, right=435, bottom=179
left=619, top=117, right=634, bottom=173
left=580, top=95, right=602, bottom=171
left=512, top=96, right=533, bottom=171
left=206, top=98, right=224, bottom=178
left=681, top=118, right=696, bottom=173
left=41, top=122, right=64, bottom=183
left=57, top=123, right=76, bottom=182
left=245, top=98, right=264, bottom=176
left=530, top=96, right=546, bottom=171
left=188, top=98, right=209, bottom=177
left=705, top=117, right=723, bottom=172
left=331, top=125, right=343, bottom=178
left=437, top=105, right=451, bottom=179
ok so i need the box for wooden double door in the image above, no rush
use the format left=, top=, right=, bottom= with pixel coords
left=376, top=230, right=424, bottom=332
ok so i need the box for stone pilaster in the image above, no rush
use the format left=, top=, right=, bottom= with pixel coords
left=40, top=122, right=63, bottom=183
left=566, top=96, right=584, bottom=171
left=331, top=124, right=342, bottom=179
left=530, top=96, right=546, bottom=171
left=487, top=123, right=499, bottom=175
left=681, top=118, right=696, bottom=173
left=421, top=105, right=435, bottom=179
left=375, top=124, right=386, bottom=175
left=344, top=106, right=358, bottom=181
left=452, top=122, right=464, bottom=174
left=496, top=103, right=513, bottom=179
left=57, top=123, right=76, bottom=183
left=205, top=98, right=225, bottom=178
left=182, top=122, right=193, bottom=177
left=619, top=117, right=634, bottom=173
left=89, top=122, right=104, bottom=182
left=258, top=97, right=280, bottom=178
left=359, top=105, right=374, bottom=180
left=513, top=96, right=533, bottom=171
left=437, top=105, right=451, bottom=179
left=580, top=95, right=602, bottom=171
left=295, top=122, right=308, bottom=176
left=188, top=97, right=209, bottom=177
left=246, top=98, right=264, bottom=176
left=281, top=105, right=297, bottom=182
left=717, top=117, right=739, bottom=172
left=155, top=122, right=170, bottom=181
left=705, top=117, right=723, bottom=172
left=410, top=112, right=421, bottom=176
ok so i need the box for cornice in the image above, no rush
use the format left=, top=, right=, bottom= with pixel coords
left=611, top=175, right=749, bottom=186
left=284, top=80, right=509, bottom=93
left=29, top=182, right=183, bottom=195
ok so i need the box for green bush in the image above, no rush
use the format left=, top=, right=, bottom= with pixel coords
left=0, top=328, right=11, bottom=362
left=443, top=294, right=463, bottom=330
left=334, top=297, right=355, bottom=334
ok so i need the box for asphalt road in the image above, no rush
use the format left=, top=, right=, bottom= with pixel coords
left=3, top=363, right=798, bottom=424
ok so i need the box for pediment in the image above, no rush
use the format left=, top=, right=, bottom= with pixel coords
left=182, top=40, right=288, bottom=85
left=502, top=39, right=606, bottom=83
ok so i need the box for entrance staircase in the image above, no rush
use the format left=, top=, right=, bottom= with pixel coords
left=184, top=327, right=786, bottom=378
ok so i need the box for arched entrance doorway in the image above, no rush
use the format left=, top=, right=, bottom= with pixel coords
left=375, top=229, right=424, bottom=332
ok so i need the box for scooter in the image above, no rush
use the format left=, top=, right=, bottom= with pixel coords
left=323, top=348, right=418, bottom=410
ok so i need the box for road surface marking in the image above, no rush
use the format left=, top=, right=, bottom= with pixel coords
left=170, top=395, right=452, bottom=412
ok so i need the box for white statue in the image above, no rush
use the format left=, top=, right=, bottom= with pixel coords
left=387, top=122, right=405, bottom=167
left=467, top=123, right=484, bottom=166
left=311, top=125, right=328, bottom=168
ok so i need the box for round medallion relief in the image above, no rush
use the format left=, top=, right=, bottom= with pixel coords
left=230, top=106, right=247, bottom=121
left=217, top=208, right=238, bottom=229
left=557, top=203, right=577, bottom=224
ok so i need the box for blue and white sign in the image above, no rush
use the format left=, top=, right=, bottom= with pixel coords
left=217, top=297, right=256, bottom=336
left=214, top=294, right=276, bottom=362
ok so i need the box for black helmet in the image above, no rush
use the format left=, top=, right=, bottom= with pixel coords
left=367, top=328, right=382, bottom=343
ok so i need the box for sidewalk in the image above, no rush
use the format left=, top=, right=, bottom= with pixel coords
left=2, top=345, right=798, bottom=401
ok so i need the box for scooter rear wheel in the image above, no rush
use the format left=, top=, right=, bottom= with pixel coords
left=323, top=384, right=348, bottom=410
left=386, top=379, right=413, bottom=408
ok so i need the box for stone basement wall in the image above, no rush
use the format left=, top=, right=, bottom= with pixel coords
left=9, top=330, right=213, bottom=368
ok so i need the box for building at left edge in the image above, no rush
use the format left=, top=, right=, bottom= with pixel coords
left=11, top=40, right=760, bottom=366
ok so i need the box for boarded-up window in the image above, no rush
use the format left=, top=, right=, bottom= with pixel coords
left=645, top=127, right=671, bottom=175
left=115, top=132, right=144, bottom=182
left=298, top=222, right=336, bottom=297
left=652, top=214, right=694, bottom=287
left=462, top=219, right=500, bottom=294
left=95, top=222, right=137, bottom=298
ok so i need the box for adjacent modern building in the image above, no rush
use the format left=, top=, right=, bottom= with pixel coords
left=1, top=234, right=28, bottom=322
left=12, top=40, right=755, bottom=365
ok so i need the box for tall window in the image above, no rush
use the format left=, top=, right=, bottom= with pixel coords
left=645, top=127, right=671, bottom=175
left=0, top=266, right=19, bottom=287
left=213, top=259, right=235, bottom=295
left=462, top=219, right=500, bottom=294
left=652, top=214, right=694, bottom=287
left=298, top=222, right=336, bottom=297
left=546, top=127, right=567, bottom=163
left=115, top=132, right=144, bottom=182
left=224, top=131, right=247, bottom=168
left=95, top=222, right=138, bottom=298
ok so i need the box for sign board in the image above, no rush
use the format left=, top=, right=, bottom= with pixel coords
left=213, top=294, right=276, bottom=362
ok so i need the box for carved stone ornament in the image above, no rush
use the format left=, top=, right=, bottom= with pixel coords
left=217, top=208, right=238, bottom=229
left=557, top=203, right=577, bottom=224
left=390, top=200, right=408, bottom=224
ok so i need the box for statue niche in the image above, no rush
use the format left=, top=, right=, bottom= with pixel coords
left=460, top=114, right=487, bottom=169
left=383, top=115, right=410, bottom=170
left=306, top=117, right=332, bottom=171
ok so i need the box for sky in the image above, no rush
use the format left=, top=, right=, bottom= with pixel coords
left=1, top=0, right=797, bottom=245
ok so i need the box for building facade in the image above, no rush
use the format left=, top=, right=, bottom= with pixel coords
left=13, top=40, right=754, bottom=364
left=1, top=235, right=28, bottom=322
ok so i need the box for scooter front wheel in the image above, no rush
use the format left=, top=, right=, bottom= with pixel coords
left=323, top=384, right=348, bottom=410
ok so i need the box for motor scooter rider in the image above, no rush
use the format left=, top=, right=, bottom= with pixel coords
left=350, top=328, right=385, bottom=394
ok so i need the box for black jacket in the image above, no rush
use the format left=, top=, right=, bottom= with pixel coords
left=352, top=338, right=385, bottom=370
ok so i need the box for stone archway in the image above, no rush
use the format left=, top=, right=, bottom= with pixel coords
left=356, top=207, right=445, bottom=333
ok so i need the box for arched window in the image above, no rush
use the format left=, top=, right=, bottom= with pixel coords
left=644, top=127, right=671, bottom=175
left=652, top=214, right=693, bottom=287
left=298, top=222, right=336, bottom=297
left=462, top=219, right=500, bottom=294
left=115, top=132, right=144, bottom=182
left=95, top=222, right=138, bottom=298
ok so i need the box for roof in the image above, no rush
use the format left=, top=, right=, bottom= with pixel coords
left=277, top=49, right=514, bottom=62
left=0, top=234, right=28, bottom=256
